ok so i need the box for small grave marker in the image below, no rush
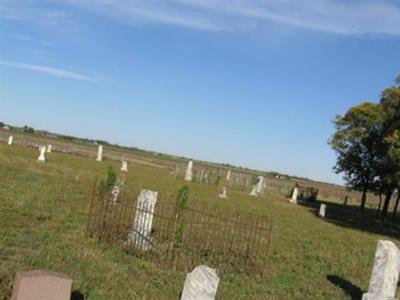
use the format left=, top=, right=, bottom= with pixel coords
left=37, top=146, right=46, bottom=162
left=8, top=136, right=13, bottom=145
left=184, top=160, right=193, bottom=182
left=120, top=161, right=128, bottom=172
left=319, top=204, right=326, bottom=218
left=181, top=265, right=219, bottom=300
left=96, top=145, right=103, bottom=161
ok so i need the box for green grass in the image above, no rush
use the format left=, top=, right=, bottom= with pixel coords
left=0, top=143, right=398, bottom=299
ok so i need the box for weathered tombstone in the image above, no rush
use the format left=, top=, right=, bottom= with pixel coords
left=37, top=146, right=46, bottom=162
left=8, top=136, right=13, bottom=145
left=181, top=265, right=219, bottom=300
left=174, top=166, right=180, bottom=178
left=200, top=169, right=205, bottom=183
left=111, top=185, right=120, bottom=204
left=96, top=145, right=103, bottom=162
left=218, top=187, right=228, bottom=198
left=319, top=204, right=326, bottom=218
left=46, top=144, right=52, bottom=153
left=290, top=187, right=299, bottom=204
left=184, top=160, right=193, bottom=181
left=226, top=170, right=231, bottom=181
left=204, top=172, right=209, bottom=184
left=362, top=240, right=400, bottom=300
left=343, top=195, right=349, bottom=206
left=128, top=189, right=158, bottom=250
left=250, top=176, right=264, bottom=197
left=11, top=270, right=72, bottom=300
left=120, top=161, right=128, bottom=172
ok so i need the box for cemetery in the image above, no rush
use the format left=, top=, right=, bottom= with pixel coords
left=1, top=130, right=400, bottom=299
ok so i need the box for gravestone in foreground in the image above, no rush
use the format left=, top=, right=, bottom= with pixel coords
left=181, top=265, right=219, bottom=300
left=128, top=189, right=158, bottom=250
left=290, top=187, right=298, bottom=204
left=120, top=161, right=128, bottom=172
left=11, top=270, right=72, bottom=300
left=8, top=135, right=13, bottom=145
left=362, top=240, right=400, bottom=300
left=96, top=145, right=103, bottom=161
left=184, top=160, right=193, bottom=182
left=46, top=144, right=52, bottom=153
left=319, top=204, right=326, bottom=218
left=37, top=146, right=46, bottom=162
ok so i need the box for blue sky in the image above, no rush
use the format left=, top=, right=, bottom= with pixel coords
left=1, top=1, right=400, bottom=184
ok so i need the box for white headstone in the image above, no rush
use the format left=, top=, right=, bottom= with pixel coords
left=226, top=170, right=231, bottom=181
left=46, top=144, right=52, bottom=153
left=128, top=189, right=158, bottom=250
left=362, top=240, right=400, bottom=300
left=120, top=161, right=128, bottom=172
left=290, top=187, right=299, bottom=204
left=181, top=265, right=219, bottom=300
left=37, top=146, right=46, bottom=162
left=96, top=145, right=103, bottom=162
left=184, top=160, right=193, bottom=182
left=8, top=136, right=13, bottom=145
left=218, top=187, right=228, bottom=198
left=250, top=176, right=264, bottom=196
left=319, top=204, right=326, bottom=218
left=111, top=185, right=120, bottom=204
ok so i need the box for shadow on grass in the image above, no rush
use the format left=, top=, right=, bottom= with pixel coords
left=327, top=275, right=362, bottom=300
left=299, top=199, right=400, bottom=239
left=71, top=290, right=85, bottom=300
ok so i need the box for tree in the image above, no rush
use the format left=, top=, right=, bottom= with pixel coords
left=377, top=77, right=400, bottom=220
left=330, top=102, right=383, bottom=213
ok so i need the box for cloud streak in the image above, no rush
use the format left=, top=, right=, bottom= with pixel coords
left=1, top=61, right=96, bottom=82
left=74, top=0, right=400, bottom=36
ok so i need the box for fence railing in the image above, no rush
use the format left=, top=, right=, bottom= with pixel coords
left=87, top=182, right=273, bottom=276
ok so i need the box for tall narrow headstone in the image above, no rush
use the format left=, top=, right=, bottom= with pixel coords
left=290, top=187, right=299, bottom=204
left=226, top=170, right=231, bottom=181
left=319, top=204, right=326, bottom=218
left=11, top=270, right=72, bottom=300
left=46, top=144, right=52, bottom=153
left=200, top=169, right=205, bottom=183
left=120, top=161, right=128, bottom=172
left=8, top=136, right=13, bottom=145
left=343, top=195, right=349, bottom=206
left=181, top=265, right=219, bottom=300
left=362, top=240, right=400, bottom=300
left=128, top=189, right=158, bottom=250
left=111, top=185, right=120, bottom=204
left=37, top=146, right=46, bottom=162
left=96, top=145, right=103, bottom=162
left=184, top=160, right=193, bottom=182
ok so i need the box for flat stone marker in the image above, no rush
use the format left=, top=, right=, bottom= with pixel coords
left=181, top=265, right=219, bottom=300
left=226, top=170, right=231, bottom=181
left=37, top=146, right=46, bottom=162
left=319, top=204, right=326, bottom=218
left=362, top=240, right=400, bottom=300
left=128, top=189, right=158, bottom=250
left=290, top=187, right=299, bottom=204
left=96, top=145, right=103, bottom=161
left=11, top=270, right=72, bottom=300
left=46, top=144, right=52, bottom=153
left=184, top=160, right=193, bottom=181
left=120, top=161, right=128, bottom=172
left=8, top=136, right=13, bottom=145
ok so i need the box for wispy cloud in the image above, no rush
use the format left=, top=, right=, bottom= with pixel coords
left=3, top=1, right=400, bottom=36
left=73, top=0, right=400, bottom=36
left=0, top=61, right=96, bottom=82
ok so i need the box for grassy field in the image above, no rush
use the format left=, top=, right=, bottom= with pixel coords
left=0, top=142, right=399, bottom=299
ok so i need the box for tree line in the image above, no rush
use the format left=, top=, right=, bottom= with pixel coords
left=330, top=75, right=400, bottom=221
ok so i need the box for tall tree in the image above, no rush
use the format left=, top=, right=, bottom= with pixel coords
left=330, top=102, right=383, bottom=213
left=377, top=77, right=400, bottom=220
